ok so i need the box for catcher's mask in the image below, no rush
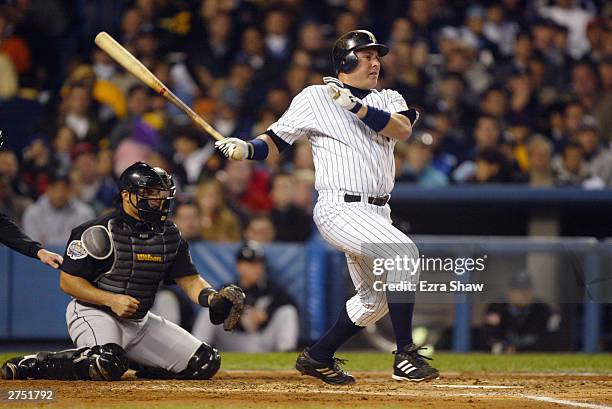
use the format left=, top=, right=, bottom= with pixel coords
left=118, top=161, right=176, bottom=231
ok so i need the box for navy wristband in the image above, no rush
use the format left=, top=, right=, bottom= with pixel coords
left=247, top=138, right=269, bottom=160
left=198, top=287, right=217, bottom=307
left=360, top=105, right=391, bottom=132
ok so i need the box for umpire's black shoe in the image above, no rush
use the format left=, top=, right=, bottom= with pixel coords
left=295, top=348, right=355, bottom=385
left=392, top=344, right=439, bottom=382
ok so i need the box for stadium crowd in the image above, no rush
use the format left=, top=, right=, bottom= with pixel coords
left=1, top=0, right=612, bottom=246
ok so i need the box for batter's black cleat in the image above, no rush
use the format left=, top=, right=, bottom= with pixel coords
left=295, top=348, right=355, bottom=385
left=392, top=344, right=440, bottom=382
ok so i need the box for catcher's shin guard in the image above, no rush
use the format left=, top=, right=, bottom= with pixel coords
left=75, top=343, right=129, bottom=381
left=1, top=350, right=85, bottom=380
left=134, top=365, right=175, bottom=380
left=136, top=342, right=220, bottom=380
left=1, top=343, right=128, bottom=381
left=176, top=342, right=221, bottom=380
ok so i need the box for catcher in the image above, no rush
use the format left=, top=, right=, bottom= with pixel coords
left=1, top=161, right=245, bottom=381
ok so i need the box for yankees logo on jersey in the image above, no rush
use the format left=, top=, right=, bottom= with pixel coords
left=268, top=85, right=408, bottom=196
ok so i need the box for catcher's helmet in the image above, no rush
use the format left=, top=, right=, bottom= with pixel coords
left=332, top=30, right=389, bottom=74
left=118, top=161, right=176, bottom=228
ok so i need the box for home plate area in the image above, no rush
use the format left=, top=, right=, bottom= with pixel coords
left=3, top=371, right=612, bottom=409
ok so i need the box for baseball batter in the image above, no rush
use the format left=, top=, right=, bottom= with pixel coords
left=216, top=30, right=439, bottom=384
left=1, top=162, right=245, bottom=381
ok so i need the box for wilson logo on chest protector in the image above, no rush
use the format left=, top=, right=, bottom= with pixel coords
left=135, top=253, right=163, bottom=263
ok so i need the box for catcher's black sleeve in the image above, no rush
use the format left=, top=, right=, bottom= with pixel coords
left=0, top=211, right=42, bottom=259
left=165, top=239, right=199, bottom=284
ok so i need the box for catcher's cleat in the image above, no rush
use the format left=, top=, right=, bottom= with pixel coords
left=295, top=348, right=355, bottom=385
left=1, top=360, right=19, bottom=380
left=392, top=343, right=439, bottom=382
left=1, top=356, right=37, bottom=380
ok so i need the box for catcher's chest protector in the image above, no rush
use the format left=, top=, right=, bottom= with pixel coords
left=96, top=218, right=181, bottom=319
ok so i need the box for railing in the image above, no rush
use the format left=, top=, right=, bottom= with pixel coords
left=391, top=185, right=612, bottom=204
left=0, top=236, right=609, bottom=352
left=411, top=236, right=604, bottom=352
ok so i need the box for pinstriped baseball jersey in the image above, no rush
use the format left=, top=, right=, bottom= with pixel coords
left=268, top=82, right=418, bottom=327
left=268, top=85, right=408, bottom=196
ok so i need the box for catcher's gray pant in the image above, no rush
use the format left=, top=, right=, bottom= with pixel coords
left=66, top=299, right=202, bottom=373
left=191, top=305, right=299, bottom=352
left=314, top=191, right=420, bottom=327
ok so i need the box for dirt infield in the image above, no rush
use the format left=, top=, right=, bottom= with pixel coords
left=2, top=371, right=612, bottom=409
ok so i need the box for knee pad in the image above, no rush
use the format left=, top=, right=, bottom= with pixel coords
left=75, top=343, right=129, bottom=381
left=176, top=343, right=221, bottom=380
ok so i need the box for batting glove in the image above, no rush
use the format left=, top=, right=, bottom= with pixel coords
left=215, top=137, right=248, bottom=161
left=323, top=76, right=362, bottom=113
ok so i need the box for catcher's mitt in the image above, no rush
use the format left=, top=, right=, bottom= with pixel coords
left=209, top=284, right=246, bottom=331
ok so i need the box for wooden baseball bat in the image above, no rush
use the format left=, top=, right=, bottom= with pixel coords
left=94, top=31, right=224, bottom=141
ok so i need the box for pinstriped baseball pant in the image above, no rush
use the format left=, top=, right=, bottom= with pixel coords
left=314, top=191, right=420, bottom=327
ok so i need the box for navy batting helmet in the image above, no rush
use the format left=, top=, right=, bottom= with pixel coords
left=118, top=161, right=176, bottom=228
left=332, top=30, right=389, bottom=74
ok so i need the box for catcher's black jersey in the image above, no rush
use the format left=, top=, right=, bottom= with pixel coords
left=61, top=209, right=198, bottom=284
